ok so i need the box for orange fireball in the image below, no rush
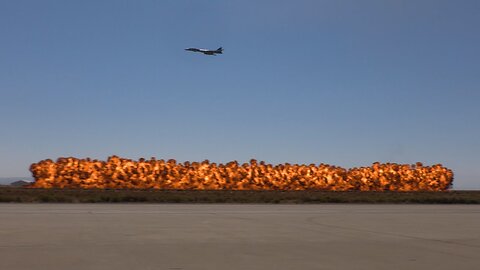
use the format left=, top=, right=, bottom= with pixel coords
left=29, top=156, right=453, bottom=191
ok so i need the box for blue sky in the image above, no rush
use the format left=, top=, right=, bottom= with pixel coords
left=1, top=0, right=479, bottom=189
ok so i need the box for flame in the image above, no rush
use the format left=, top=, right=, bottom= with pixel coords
left=29, top=156, right=453, bottom=191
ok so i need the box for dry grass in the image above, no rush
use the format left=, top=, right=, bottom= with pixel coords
left=1, top=187, right=479, bottom=203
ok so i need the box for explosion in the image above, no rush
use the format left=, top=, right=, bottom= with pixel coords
left=29, top=156, right=453, bottom=191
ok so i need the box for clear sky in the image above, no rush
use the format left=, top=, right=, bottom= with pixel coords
left=1, top=0, right=479, bottom=189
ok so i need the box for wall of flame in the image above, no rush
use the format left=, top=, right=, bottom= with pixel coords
left=29, top=156, right=453, bottom=191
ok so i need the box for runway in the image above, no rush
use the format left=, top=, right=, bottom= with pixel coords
left=1, top=204, right=479, bottom=270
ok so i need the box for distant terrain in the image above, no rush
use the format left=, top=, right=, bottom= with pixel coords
left=0, top=177, right=33, bottom=186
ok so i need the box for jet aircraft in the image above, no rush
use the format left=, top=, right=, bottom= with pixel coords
left=185, top=47, right=223, bottom=56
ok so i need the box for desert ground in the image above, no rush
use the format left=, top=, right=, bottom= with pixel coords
left=0, top=204, right=479, bottom=270
left=2, top=188, right=480, bottom=203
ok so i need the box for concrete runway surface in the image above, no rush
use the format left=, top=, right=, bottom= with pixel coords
left=0, top=204, right=479, bottom=270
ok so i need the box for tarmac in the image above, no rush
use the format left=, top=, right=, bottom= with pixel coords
left=0, top=204, right=479, bottom=270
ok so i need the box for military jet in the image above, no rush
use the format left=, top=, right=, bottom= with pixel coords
left=185, top=47, right=223, bottom=56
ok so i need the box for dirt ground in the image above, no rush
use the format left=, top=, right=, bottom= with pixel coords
left=1, top=204, right=479, bottom=270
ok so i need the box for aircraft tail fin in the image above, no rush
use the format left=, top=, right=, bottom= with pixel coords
left=216, top=47, right=223, bottom=54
